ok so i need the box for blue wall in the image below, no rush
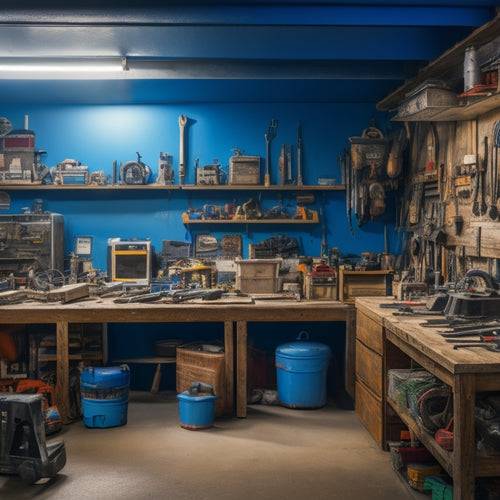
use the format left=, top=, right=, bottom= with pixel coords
left=1, top=101, right=399, bottom=392
left=2, top=102, right=399, bottom=269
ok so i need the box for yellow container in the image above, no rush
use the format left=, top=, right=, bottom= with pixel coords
left=407, top=463, right=442, bottom=491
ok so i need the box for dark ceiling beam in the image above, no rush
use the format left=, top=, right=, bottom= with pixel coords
left=0, top=78, right=402, bottom=104
left=0, top=5, right=494, bottom=27
left=0, top=26, right=475, bottom=62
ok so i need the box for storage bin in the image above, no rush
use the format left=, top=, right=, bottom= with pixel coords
left=177, top=383, right=217, bottom=430
left=275, top=331, right=331, bottom=408
left=80, top=365, right=130, bottom=428
left=176, top=343, right=229, bottom=416
left=423, top=475, right=453, bottom=500
left=407, top=463, right=442, bottom=492
left=154, top=339, right=182, bottom=357
left=235, top=258, right=282, bottom=294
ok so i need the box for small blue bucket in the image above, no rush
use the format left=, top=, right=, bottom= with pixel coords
left=177, top=382, right=217, bottom=430
left=81, top=365, right=130, bottom=428
left=275, top=331, right=331, bottom=408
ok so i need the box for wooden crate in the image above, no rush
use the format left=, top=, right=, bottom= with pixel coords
left=338, top=268, right=393, bottom=304
left=176, top=344, right=229, bottom=416
left=235, top=258, right=282, bottom=294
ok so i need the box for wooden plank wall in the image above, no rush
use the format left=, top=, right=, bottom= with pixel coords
left=402, top=108, right=500, bottom=283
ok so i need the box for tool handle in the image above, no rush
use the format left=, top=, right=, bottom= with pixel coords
left=265, top=138, right=271, bottom=186
left=178, top=115, right=187, bottom=183
left=297, top=128, right=303, bottom=186
left=279, top=144, right=285, bottom=185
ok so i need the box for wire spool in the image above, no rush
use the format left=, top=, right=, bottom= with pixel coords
left=33, top=269, right=65, bottom=291
left=417, top=385, right=453, bottom=433
left=120, top=161, right=149, bottom=184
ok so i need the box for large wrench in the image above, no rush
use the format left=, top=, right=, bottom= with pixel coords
left=264, top=119, right=278, bottom=186
left=178, top=114, right=187, bottom=184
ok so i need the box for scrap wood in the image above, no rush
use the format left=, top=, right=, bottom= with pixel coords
left=0, top=290, right=28, bottom=305
left=46, top=283, right=90, bottom=303
left=251, top=292, right=301, bottom=301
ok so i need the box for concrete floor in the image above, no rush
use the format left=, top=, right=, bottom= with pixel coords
left=1, top=392, right=424, bottom=500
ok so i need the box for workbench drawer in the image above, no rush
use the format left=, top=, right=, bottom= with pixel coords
left=356, top=310, right=383, bottom=354
left=355, top=380, right=383, bottom=446
left=356, top=339, right=383, bottom=396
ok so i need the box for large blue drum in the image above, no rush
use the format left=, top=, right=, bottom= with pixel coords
left=275, top=331, right=331, bottom=408
left=80, top=365, right=130, bottom=428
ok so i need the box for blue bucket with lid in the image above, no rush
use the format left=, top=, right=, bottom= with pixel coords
left=177, top=382, right=217, bottom=430
left=80, top=365, right=130, bottom=428
left=275, top=331, right=331, bottom=408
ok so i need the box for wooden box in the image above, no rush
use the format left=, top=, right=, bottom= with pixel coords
left=235, top=258, right=282, bottom=294
left=395, top=81, right=457, bottom=120
left=304, top=275, right=337, bottom=300
left=176, top=344, right=229, bottom=416
left=338, top=269, right=393, bottom=304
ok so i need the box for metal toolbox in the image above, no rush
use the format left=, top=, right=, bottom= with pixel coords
left=0, top=212, right=64, bottom=278
left=229, top=155, right=261, bottom=185
left=0, top=129, right=36, bottom=184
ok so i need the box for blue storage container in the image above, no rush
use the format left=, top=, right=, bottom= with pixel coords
left=275, top=331, right=331, bottom=408
left=177, top=382, right=217, bottom=430
left=80, top=365, right=130, bottom=428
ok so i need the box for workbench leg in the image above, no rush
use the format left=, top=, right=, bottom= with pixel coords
left=344, top=307, right=357, bottom=399
left=224, top=321, right=234, bottom=415
left=236, top=321, right=247, bottom=418
left=55, top=321, right=71, bottom=425
left=151, top=363, right=162, bottom=394
left=453, top=374, right=475, bottom=500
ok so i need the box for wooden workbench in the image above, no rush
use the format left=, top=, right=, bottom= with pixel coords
left=0, top=298, right=352, bottom=423
left=355, top=296, right=500, bottom=500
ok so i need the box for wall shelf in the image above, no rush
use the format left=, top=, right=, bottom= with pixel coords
left=391, top=91, right=500, bottom=122
left=181, top=184, right=345, bottom=191
left=0, top=183, right=344, bottom=191
left=182, top=216, right=319, bottom=225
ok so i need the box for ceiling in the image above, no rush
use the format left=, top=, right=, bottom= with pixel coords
left=0, top=1, right=498, bottom=105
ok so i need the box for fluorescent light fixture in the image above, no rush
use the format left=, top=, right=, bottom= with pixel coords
left=0, top=57, right=128, bottom=73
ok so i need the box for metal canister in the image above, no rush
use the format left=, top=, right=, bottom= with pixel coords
left=464, top=46, right=481, bottom=91
left=275, top=331, right=331, bottom=408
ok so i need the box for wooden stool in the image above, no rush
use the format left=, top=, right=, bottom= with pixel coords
left=112, top=357, right=176, bottom=393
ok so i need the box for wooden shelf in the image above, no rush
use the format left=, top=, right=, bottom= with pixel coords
left=0, top=183, right=344, bottom=191
left=112, top=357, right=176, bottom=364
left=182, top=212, right=319, bottom=224
left=181, top=184, right=345, bottom=191
left=391, top=92, right=500, bottom=122
left=377, top=14, right=500, bottom=112
left=0, top=184, right=181, bottom=190
left=387, top=397, right=453, bottom=476
left=38, top=353, right=103, bottom=362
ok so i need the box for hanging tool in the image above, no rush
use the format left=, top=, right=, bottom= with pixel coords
left=297, top=123, right=303, bottom=187
left=473, top=135, right=488, bottom=216
left=286, top=144, right=292, bottom=182
left=178, top=114, right=187, bottom=185
left=279, top=144, right=291, bottom=186
left=320, top=205, right=328, bottom=258
left=264, top=119, right=278, bottom=186
left=338, top=148, right=353, bottom=235
left=490, top=121, right=500, bottom=220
